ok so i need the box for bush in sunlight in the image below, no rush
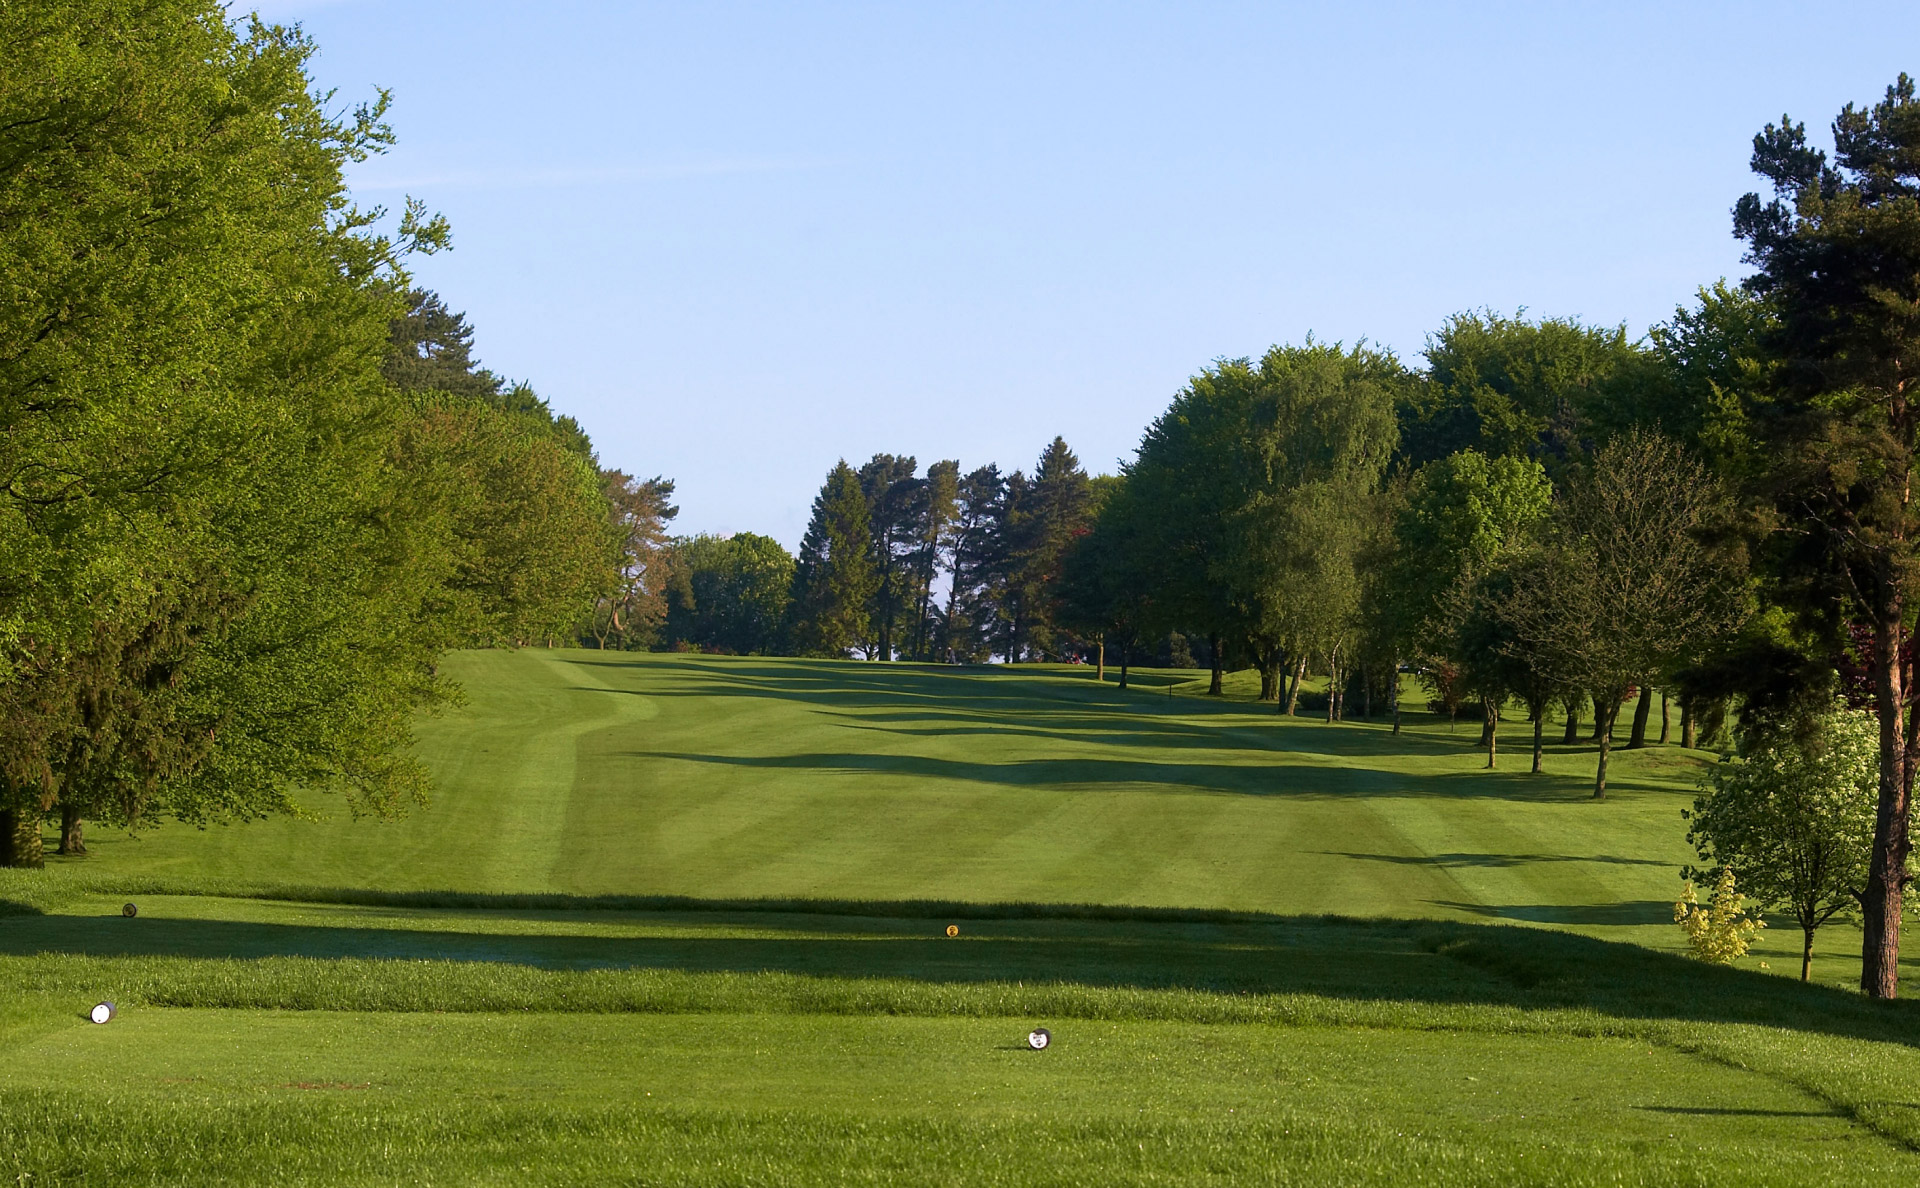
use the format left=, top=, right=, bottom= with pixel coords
left=1674, top=867, right=1764, bottom=965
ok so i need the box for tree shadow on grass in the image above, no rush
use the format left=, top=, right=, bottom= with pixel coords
left=626, top=748, right=1651, bottom=802
left=5, top=890, right=1920, bottom=1050
left=1323, top=851, right=1671, bottom=869
left=632, top=749, right=1419, bottom=798
left=1425, top=899, right=1676, bottom=926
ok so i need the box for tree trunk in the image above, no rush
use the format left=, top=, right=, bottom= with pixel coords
left=1118, top=643, right=1129, bottom=690
left=1802, top=926, right=1815, bottom=983
left=1659, top=692, right=1671, bottom=745
left=1593, top=698, right=1620, bottom=799
left=1258, top=649, right=1280, bottom=702
left=1561, top=694, right=1581, bottom=745
left=1682, top=700, right=1696, bottom=750
left=1861, top=611, right=1912, bottom=999
left=1391, top=662, right=1402, bottom=735
left=1478, top=703, right=1495, bottom=747
left=1531, top=709, right=1544, bottom=773
left=913, top=583, right=934, bottom=660
left=1485, top=698, right=1499, bottom=769
left=1208, top=634, right=1223, bottom=696
left=1589, top=691, right=1608, bottom=742
left=58, top=804, right=85, bottom=857
left=1096, top=636, right=1104, bottom=682
left=1, top=807, right=43, bottom=868
left=1628, top=686, right=1654, bottom=748
left=1284, top=657, right=1306, bottom=716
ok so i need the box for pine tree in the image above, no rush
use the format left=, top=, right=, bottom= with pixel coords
left=857, top=455, right=922, bottom=661
left=909, top=461, right=960, bottom=660
left=787, top=461, right=880, bottom=658
left=1007, top=437, right=1094, bottom=660
left=940, top=465, right=1005, bottom=662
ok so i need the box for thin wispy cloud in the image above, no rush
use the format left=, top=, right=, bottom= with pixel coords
left=352, top=156, right=843, bottom=192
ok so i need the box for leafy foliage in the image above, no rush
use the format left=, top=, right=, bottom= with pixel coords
left=1674, top=867, right=1766, bottom=965
left=663, top=533, right=795, bottom=655
left=1687, top=701, right=1887, bottom=978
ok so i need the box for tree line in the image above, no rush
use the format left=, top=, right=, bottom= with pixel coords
left=0, top=4, right=629, bottom=866
left=618, top=77, right=1920, bottom=1001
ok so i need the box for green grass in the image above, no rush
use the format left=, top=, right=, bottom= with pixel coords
left=3, top=650, right=1919, bottom=1183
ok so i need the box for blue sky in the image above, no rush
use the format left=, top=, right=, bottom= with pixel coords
left=258, top=1, right=1920, bottom=547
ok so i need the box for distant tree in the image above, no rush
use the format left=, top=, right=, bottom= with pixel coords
left=1125, top=367, right=1256, bottom=695
left=590, top=473, right=679, bottom=649
left=403, top=401, right=619, bottom=647
left=857, top=455, right=922, bottom=660
left=972, top=468, right=1033, bottom=662
left=1382, top=450, right=1553, bottom=758
left=1460, top=554, right=1573, bottom=771
left=662, top=533, right=794, bottom=654
left=941, top=465, right=1006, bottom=662
left=1497, top=432, right=1745, bottom=797
left=1686, top=700, right=1888, bottom=980
left=1399, top=310, right=1639, bottom=473
left=1731, top=74, right=1920, bottom=999
left=1004, top=437, right=1095, bottom=661
left=1227, top=343, right=1404, bottom=718
left=787, top=461, right=879, bottom=658
left=907, top=460, right=961, bottom=660
left=1059, top=475, right=1152, bottom=686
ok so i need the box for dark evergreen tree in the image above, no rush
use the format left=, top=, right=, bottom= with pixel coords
left=908, top=460, right=960, bottom=660
left=1059, top=475, right=1152, bottom=686
left=1731, top=75, right=1920, bottom=998
left=940, top=465, right=1006, bottom=662
left=1006, top=437, right=1094, bottom=660
left=858, top=455, right=923, bottom=661
left=787, top=461, right=880, bottom=658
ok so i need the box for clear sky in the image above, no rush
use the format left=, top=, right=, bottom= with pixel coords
left=257, top=1, right=1919, bottom=548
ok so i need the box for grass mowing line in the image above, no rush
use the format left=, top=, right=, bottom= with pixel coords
left=1648, top=1025, right=1920, bottom=1153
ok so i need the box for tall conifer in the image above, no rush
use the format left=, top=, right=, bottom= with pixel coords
left=787, top=461, right=879, bottom=658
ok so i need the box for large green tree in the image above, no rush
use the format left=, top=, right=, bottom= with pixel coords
left=1733, top=75, right=1920, bottom=997
left=1497, top=432, right=1745, bottom=798
left=1381, top=450, right=1553, bottom=755
left=1128, top=343, right=1402, bottom=710
left=662, top=533, right=795, bottom=655
left=1399, top=311, right=1640, bottom=472
left=0, top=2, right=464, bottom=859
